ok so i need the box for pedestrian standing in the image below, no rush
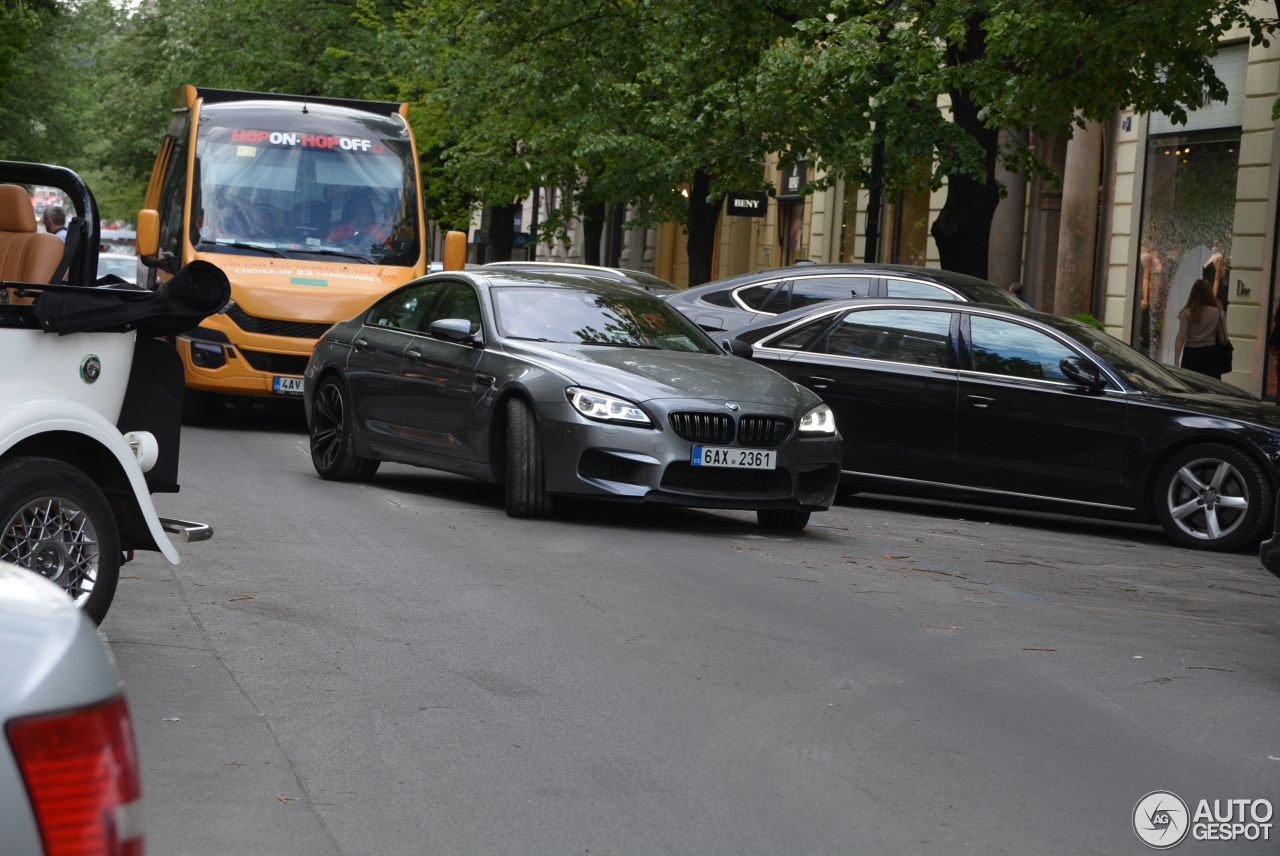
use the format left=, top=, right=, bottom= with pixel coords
left=1175, top=278, right=1227, bottom=379
left=1009, top=281, right=1031, bottom=307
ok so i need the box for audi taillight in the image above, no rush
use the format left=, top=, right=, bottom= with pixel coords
left=6, top=694, right=144, bottom=856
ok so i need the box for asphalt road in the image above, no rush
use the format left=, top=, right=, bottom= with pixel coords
left=103, top=407, right=1279, bottom=856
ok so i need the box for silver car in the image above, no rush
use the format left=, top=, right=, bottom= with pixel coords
left=305, top=270, right=843, bottom=530
left=0, top=561, right=144, bottom=856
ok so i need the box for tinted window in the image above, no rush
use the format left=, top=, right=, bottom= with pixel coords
left=736, top=280, right=787, bottom=311
left=368, top=281, right=444, bottom=330
left=970, top=316, right=1076, bottom=381
left=884, top=279, right=957, bottom=301
left=817, top=309, right=952, bottom=367
left=771, top=316, right=837, bottom=350
left=427, top=283, right=483, bottom=335
left=789, top=275, right=875, bottom=308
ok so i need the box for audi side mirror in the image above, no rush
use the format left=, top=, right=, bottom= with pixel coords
left=1060, top=356, right=1107, bottom=390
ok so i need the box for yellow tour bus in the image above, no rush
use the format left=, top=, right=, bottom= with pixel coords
left=136, top=86, right=427, bottom=421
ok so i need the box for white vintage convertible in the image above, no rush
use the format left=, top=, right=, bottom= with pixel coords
left=0, top=161, right=226, bottom=623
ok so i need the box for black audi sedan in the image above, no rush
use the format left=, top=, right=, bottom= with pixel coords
left=663, top=261, right=1025, bottom=333
left=303, top=270, right=842, bottom=529
left=723, top=298, right=1280, bottom=551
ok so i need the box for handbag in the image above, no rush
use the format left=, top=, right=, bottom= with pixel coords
left=1207, top=311, right=1234, bottom=374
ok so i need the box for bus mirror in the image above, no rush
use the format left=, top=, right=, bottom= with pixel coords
left=136, top=209, right=160, bottom=256
left=443, top=230, right=467, bottom=271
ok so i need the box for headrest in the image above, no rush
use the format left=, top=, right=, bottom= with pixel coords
left=0, top=185, right=36, bottom=233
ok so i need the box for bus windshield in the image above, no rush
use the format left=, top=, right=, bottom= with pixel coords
left=192, top=118, right=420, bottom=266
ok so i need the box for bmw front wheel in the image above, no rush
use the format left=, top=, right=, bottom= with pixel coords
left=505, top=397, right=551, bottom=518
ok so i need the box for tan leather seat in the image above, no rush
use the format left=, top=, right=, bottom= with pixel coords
left=0, top=184, right=64, bottom=286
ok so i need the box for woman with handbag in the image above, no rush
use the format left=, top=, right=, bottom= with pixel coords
left=1175, top=278, right=1230, bottom=379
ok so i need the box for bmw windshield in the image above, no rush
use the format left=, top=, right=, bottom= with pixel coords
left=191, top=107, right=420, bottom=266
left=494, top=285, right=722, bottom=354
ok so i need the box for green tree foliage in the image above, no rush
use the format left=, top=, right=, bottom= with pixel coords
left=364, top=0, right=813, bottom=282
left=75, top=0, right=384, bottom=221
left=0, top=0, right=99, bottom=166
left=769, top=0, right=1279, bottom=277
left=5, top=0, right=1277, bottom=277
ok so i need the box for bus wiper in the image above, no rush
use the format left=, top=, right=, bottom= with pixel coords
left=297, top=248, right=376, bottom=262
left=200, top=240, right=288, bottom=258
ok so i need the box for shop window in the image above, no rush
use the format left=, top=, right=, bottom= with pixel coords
left=1132, top=132, right=1239, bottom=364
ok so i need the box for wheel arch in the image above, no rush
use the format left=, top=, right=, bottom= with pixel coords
left=2, top=432, right=158, bottom=555
left=1142, top=433, right=1279, bottom=513
left=487, top=386, right=538, bottom=485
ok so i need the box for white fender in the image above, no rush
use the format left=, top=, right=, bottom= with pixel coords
left=0, top=385, right=180, bottom=564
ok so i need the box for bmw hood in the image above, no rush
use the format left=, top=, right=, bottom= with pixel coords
left=502, top=340, right=817, bottom=407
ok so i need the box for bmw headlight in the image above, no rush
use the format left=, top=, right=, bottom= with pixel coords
left=566, top=387, right=651, bottom=426
left=799, top=403, right=836, bottom=435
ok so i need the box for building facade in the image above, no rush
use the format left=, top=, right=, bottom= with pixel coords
left=465, top=20, right=1280, bottom=400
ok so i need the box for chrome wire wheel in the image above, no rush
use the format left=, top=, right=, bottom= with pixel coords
left=1, top=495, right=101, bottom=607
left=1164, top=456, right=1250, bottom=542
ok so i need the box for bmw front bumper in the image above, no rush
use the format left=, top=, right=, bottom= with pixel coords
left=536, top=397, right=842, bottom=511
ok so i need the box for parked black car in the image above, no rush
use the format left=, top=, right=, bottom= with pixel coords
left=724, top=298, right=1280, bottom=551
left=665, top=261, right=1252, bottom=400
left=304, top=270, right=842, bottom=530
left=664, top=261, right=1025, bottom=333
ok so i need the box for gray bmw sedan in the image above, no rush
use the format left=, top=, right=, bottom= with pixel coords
left=304, top=270, right=842, bottom=530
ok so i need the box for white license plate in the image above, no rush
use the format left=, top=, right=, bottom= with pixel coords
left=273, top=376, right=305, bottom=395
left=692, top=446, right=776, bottom=469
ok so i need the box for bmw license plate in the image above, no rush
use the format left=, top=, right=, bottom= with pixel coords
left=692, top=446, right=776, bottom=469
left=273, top=376, right=305, bottom=395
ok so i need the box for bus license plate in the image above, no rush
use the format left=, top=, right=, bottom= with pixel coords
left=692, top=446, right=776, bottom=469
left=273, top=376, right=305, bottom=395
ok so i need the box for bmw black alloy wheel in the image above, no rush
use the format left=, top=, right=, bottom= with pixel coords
left=310, top=377, right=379, bottom=481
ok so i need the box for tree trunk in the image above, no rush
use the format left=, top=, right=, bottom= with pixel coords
left=582, top=199, right=605, bottom=265
left=487, top=201, right=520, bottom=262
left=686, top=169, right=722, bottom=286
left=930, top=17, right=1001, bottom=279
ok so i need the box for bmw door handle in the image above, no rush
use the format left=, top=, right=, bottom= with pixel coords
left=806, top=376, right=835, bottom=389
left=476, top=374, right=496, bottom=387
left=353, top=338, right=369, bottom=351
left=406, top=348, right=423, bottom=361
left=966, top=395, right=996, bottom=409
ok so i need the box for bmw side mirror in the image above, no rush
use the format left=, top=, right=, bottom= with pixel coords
left=721, top=337, right=753, bottom=359
left=1060, top=356, right=1107, bottom=390
left=430, top=318, right=482, bottom=345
